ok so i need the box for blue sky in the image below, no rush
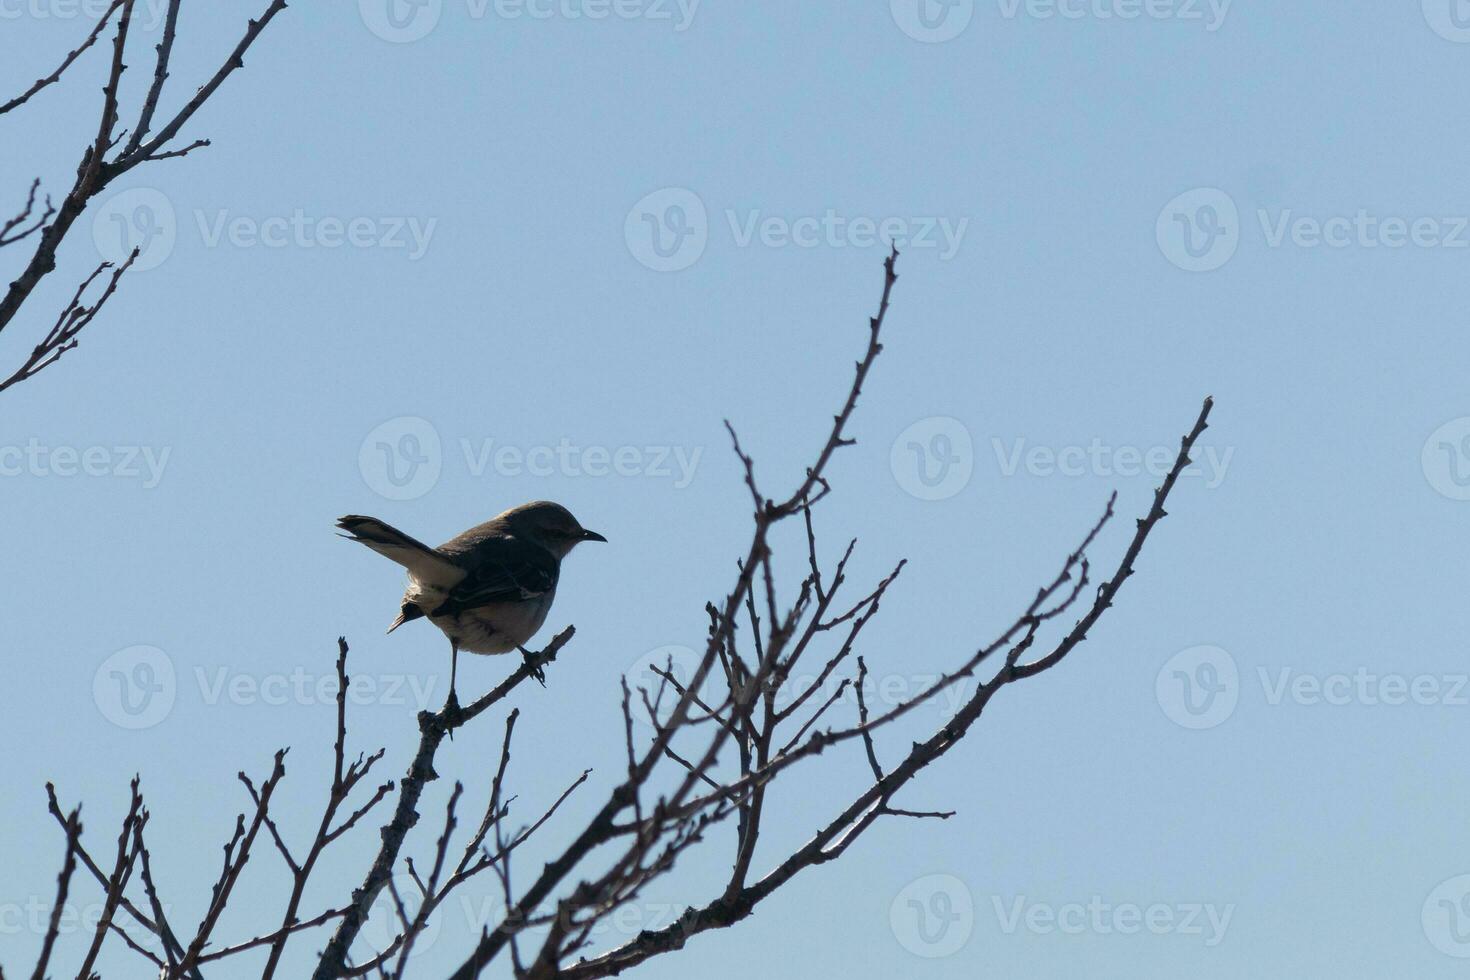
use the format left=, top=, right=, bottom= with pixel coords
left=3, top=1, right=1469, bottom=977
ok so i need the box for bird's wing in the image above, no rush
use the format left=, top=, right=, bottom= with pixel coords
left=432, top=538, right=558, bottom=615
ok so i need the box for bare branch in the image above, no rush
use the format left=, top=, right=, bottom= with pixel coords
left=445, top=250, right=906, bottom=979
left=142, top=137, right=213, bottom=163
left=0, top=0, right=289, bottom=394
left=311, top=628, right=576, bottom=980
left=134, top=818, right=185, bottom=977
left=124, top=0, right=183, bottom=154
left=44, top=783, right=192, bottom=968
left=16, top=251, right=1209, bottom=980
left=854, top=657, right=883, bottom=782
left=0, top=249, right=137, bottom=395
left=74, top=776, right=144, bottom=979
left=259, top=638, right=390, bottom=980
left=198, top=906, right=348, bottom=964
left=557, top=394, right=1213, bottom=980
left=173, top=750, right=288, bottom=974
left=0, top=0, right=126, bottom=116
left=0, top=180, right=55, bottom=248
left=28, top=805, right=80, bottom=980
left=112, top=0, right=290, bottom=175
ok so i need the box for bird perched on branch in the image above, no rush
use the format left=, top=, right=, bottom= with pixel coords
left=336, top=501, right=605, bottom=706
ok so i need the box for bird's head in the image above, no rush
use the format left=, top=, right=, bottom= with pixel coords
left=501, top=500, right=606, bottom=558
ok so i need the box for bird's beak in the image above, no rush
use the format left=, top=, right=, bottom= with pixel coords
left=581, top=529, right=607, bottom=543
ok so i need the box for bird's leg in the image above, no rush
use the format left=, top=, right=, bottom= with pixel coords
left=519, top=646, right=547, bottom=687
left=449, top=639, right=459, bottom=705
left=445, top=639, right=462, bottom=737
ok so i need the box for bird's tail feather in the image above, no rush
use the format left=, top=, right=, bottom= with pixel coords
left=336, top=515, right=463, bottom=588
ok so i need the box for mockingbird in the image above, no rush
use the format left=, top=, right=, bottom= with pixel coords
left=337, top=500, right=605, bottom=705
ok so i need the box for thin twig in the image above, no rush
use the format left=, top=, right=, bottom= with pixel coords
left=0, top=0, right=127, bottom=116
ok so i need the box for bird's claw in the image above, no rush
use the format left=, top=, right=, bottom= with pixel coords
left=520, top=647, right=547, bottom=687
left=444, top=690, right=463, bottom=736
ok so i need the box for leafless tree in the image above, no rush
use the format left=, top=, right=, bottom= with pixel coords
left=0, top=0, right=287, bottom=396
left=7, top=246, right=1213, bottom=978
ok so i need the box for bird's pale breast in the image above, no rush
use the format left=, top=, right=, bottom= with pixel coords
left=431, top=588, right=554, bottom=654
